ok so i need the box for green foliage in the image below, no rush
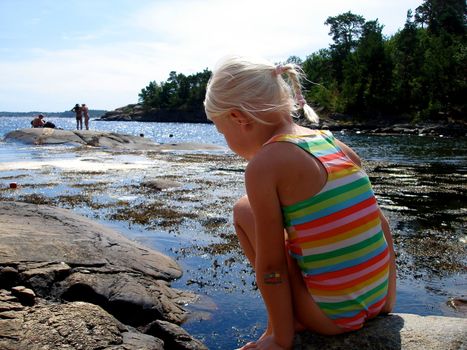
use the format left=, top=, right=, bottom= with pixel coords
left=415, top=0, right=466, bottom=35
left=138, top=69, right=211, bottom=110
left=301, top=3, right=466, bottom=122
left=138, top=0, right=465, bottom=122
left=325, top=11, right=366, bottom=54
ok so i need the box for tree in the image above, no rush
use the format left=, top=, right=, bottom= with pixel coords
left=285, top=55, right=303, bottom=65
left=325, top=12, right=366, bottom=54
left=411, top=0, right=466, bottom=119
left=139, top=81, right=162, bottom=109
left=415, top=0, right=466, bottom=35
left=138, top=69, right=212, bottom=111
left=356, top=20, right=393, bottom=114
left=138, top=6, right=466, bottom=122
left=302, top=50, right=342, bottom=112
left=325, top=12, right=366, bottom=84
left=389, top=11, right=426, bottom=114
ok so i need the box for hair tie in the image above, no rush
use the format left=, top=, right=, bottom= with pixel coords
left=275, top=65, right=286, bottom=76
left=295, top=91, right=306, bottom=108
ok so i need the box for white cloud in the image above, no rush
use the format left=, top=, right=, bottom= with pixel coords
left=0, top=0, right=422, bottom=112
left=0, top=45, right=157, bottom=111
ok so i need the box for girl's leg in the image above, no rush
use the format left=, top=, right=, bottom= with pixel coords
left=234, top=195, right=345, bottom=337
left=285, top=251, right=345, bottom=335
left=233, top=195, right=274, bottom=339
left=233, top=195, right=256, bottom=264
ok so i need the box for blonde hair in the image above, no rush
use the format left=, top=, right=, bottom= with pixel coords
left=204, top=55, right=319, bottom=124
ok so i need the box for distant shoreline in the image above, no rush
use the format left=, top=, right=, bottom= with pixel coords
left=0, top=110, right=107, bottom=119
left=2, top=109, right=466, bottom=137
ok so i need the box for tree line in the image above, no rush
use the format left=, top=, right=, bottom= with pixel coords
left=139, top=0, right=465, bottom=122
left=138, top=69, right=211, bottom=111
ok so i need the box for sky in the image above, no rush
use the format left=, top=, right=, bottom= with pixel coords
left=0, top=0, right=424, bottom=112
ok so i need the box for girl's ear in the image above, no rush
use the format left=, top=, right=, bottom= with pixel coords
left=229, top=109, right=251, bottom=126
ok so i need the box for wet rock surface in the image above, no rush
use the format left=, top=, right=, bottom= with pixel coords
left=3, top=128, right=223, bottom=152
left=0, top=201, right=206, bottom=349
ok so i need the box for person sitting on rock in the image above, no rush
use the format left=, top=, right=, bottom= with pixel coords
left=31, top=114, right=46, bottom=128
left=31, top=114, right=56, bottom=129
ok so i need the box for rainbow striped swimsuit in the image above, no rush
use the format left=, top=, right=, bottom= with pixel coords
left=267, top=131, right=389, bottom=330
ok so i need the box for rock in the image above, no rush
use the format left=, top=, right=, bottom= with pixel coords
left=0, top=267, right=19, bottom=289
left=447, top=298, right=467, bottom=314
left=3, top=128, right=161, bottom=150
left=0, top=201, right=182, bottom=280
left=3, top=128, right=225, bottom=152
left=58, top=272, right=188, bottom=325
left=0, top=291, right=164, bottom=350
left=121, top=330, right=165, bottom=350
left=143, top=319, right=208, bottom=350
left=295, top=313, right=467, bottom=350
left=0, top=201, right=205, bottom=349
left=10, top=286, right=35, bottom=306
left=141, top=179, right=183, bottom=191
left=21, top=262, right=72, bottom=295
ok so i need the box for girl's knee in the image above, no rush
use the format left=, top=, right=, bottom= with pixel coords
left=233, top=195, right=251, bottom=222
left=233, top=195, right=255, bottom=237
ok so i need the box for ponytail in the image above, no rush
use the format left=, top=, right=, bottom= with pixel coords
left=274, top=64, right=319, bottom=124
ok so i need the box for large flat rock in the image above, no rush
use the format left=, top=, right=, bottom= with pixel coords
left=3, top=128, right=224, bottom=151
left=0, top=201, right=207, bottom=349
left=0, top=201, right=181, bottom=280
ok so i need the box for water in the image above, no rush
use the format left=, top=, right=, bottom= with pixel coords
left=1, top=116, right=466, bottom=349
left=1, top=116, right=466, bottom=165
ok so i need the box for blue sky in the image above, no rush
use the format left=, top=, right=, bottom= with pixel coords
left=0, top=0, right=423, bottom=112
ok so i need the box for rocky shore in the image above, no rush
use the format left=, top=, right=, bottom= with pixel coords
left=1, top=130, right=466, bottom=349
left=0, top=201, right=206, bottom=350
left=97, top=103, right=467, bottom=137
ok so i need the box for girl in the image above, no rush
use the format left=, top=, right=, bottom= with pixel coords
left=204, top=56, right=396, bottom=350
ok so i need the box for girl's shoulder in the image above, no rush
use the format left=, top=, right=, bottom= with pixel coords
left=247, top=135, right=322, bottom=179
left=263, top=129, right=333, bottom=146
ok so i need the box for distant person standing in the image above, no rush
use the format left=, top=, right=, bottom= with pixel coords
left=71, top=103, right=82, bottom=130
left=81, top=103, right=90, bottom=130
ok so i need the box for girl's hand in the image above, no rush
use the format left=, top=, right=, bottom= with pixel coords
left=238, top=335, right=291, bottom=350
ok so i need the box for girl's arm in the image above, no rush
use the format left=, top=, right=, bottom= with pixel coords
left=245, top=155, right=295, bottom=349
left=380, top=209, right=397, bottom=313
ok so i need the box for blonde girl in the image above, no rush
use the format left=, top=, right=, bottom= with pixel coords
left=204, top=55, right=396, bottom=350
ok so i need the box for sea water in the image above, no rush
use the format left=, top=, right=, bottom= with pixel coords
left=1, top=116, right=466, bottom=165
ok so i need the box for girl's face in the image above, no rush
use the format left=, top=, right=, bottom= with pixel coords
left=212, top=114, right=251, bottom=159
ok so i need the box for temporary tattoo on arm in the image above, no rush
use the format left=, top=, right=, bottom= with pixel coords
left=264, top=272, right=282, bottom=284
